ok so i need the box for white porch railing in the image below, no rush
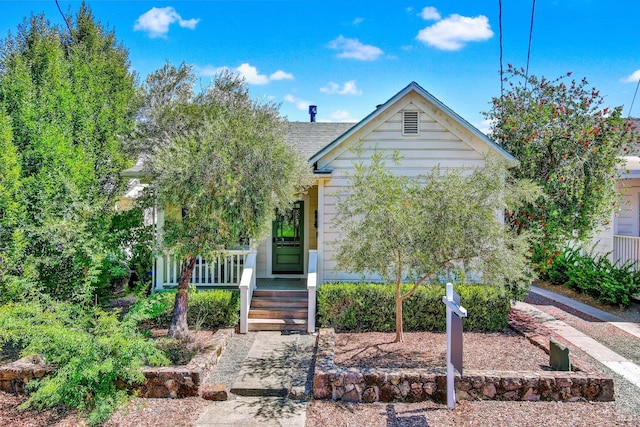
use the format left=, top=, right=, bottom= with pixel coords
left=153, top=250, right=251, bottom=290
left=613, top=235, right=640, bottom=269
left=307, top=250, right=318, bottom=333
left=238, top=252, right=257, bottom=334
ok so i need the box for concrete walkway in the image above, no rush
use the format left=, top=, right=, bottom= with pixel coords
left=530, top=285, right=640, bottom=339
left=196, top=331, right=316, bottom=427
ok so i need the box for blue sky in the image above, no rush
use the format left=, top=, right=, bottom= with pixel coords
left=1, top=1, right=640, bottom=131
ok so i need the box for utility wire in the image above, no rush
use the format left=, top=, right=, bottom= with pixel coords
left=55, top=0, right=73, bottom=37
left=499, top=0, right=504, bottom=98
left=628, top=77, right=640, bottom=118
left=524, top=0, right=536, bottom=90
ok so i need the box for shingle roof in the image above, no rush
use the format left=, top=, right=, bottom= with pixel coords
left=285, top=122, right=356, bottom=160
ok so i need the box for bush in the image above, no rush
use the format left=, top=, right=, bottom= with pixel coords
left=317, top=283, right=511, bottom=333
left=0, top=298, right=169, bottom=426
left=127, top=288, right=240, bottom=330
left=544, top=246, right=640, bottom=306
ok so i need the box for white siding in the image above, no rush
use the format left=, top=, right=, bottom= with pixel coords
left=317, top=95, right=488, bottom=283
left=615, top=179, right=640, bottom=237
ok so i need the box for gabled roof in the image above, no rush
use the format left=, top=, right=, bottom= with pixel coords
left=308, top=81, right=516, bottom=166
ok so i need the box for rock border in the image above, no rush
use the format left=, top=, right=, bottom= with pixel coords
left=312, top=328, right=614, bottom=403
left=137, top=328, right=234, bottom=398
left=0, top=329, right=234, bottom=399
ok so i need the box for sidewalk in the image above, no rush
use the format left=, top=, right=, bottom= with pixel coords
left=516, top=286, right=640, bottom=389
left=196, top=331, right=316, bottom=427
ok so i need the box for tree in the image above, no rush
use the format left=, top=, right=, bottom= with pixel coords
left=334, top=151, right=539, bottom=342
left=485, top=66, right=637, bottom=264
left=139, top=64, right=312, bottom=339
left=0, top=4, right=138, bottom=303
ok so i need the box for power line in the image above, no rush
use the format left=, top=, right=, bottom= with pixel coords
left=499, top=0, right=504, bottom=98
left=524, top=0, right=536, bottom=90
left=628, top=77, right=640, bottom=118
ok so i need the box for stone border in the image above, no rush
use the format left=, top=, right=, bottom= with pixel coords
left=0, top=329, right=233, bottom=399
left=313, top=328, right=614, bottom=403
left=0, top=355, right=52, bottom=394
left=137, top=328, right=234, bottom=398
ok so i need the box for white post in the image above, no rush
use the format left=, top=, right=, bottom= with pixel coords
left=442, top=282, right=467, bottom=410
left=307, top=250, right=318, bottom=333
left=238, top=252, right=257, bottom=334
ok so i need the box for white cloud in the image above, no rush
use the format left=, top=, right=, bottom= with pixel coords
left=285, top=94, right=313, bottom=111
left=270, top=70, right=294, bottom=81
left=420, top=6, right=441, bottom=21
left=327, top=35, right=383, bottom=61
left=416, top=14, right=493, bottom=50
left=623, top=69, right=640, bottom=83
left=352, top=17, right=365, bottom=25
left=134, top=7, right=200, bottom=38
left=195, top=63, right=293, bottom=84
left=475, top=118, right=494, bottom=135
left=236, top=63, right=270, bottom=85
left=320, top=80, right=363, bottom=96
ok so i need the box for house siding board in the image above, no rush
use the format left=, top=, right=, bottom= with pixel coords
left=317, top=96, right=487, bottom=283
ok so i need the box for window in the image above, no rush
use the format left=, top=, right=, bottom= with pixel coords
left=402, top=111, right=419, bottom=135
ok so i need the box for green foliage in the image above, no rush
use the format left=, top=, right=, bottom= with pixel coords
left=0, top=5, right=139, bottom=303
left=486, top=66, right=637, bottom=252
left=135, top=63, right=311, bottom=338
left=333, top=150, right=538, bottom=340
left=543, top=246, right=640, bottom=306
left=0, top=298, right=168, bottom=425
left=127, top=289, right=240, bottom=330
left=317, top=283, right=511, bottom=333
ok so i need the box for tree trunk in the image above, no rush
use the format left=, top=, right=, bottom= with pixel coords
left=395, top=283, right=404, bottom=343
left=167, top=255, right=196, bottom=340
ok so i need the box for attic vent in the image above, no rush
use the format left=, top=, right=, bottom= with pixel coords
left=402, top=111, right=419, bottom=135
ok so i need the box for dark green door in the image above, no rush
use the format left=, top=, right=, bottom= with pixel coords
left=272, top=201, right=304, bottom=274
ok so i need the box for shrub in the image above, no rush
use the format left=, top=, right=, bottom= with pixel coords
left=544, top=246, right=640, bottom=306
left=127, top=288, right=240, bottom=330
left=318, top=283, right=510, bottom=333
left=0, top=298, right=169, bottom=426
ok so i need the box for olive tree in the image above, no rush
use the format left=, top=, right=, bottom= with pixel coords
left=139, top=64, right=312, bottom=339
left=334, top=152, right=539, bottom=342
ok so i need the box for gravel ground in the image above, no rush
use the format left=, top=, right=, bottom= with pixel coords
left=204, top=330, right=256, bottom=399
left=3, top=285, right=640, bottom=426
left=525, top=293, right=640, bottom=365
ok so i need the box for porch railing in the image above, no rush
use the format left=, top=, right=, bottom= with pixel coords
left=307, top=249, right=318, bottom=333
left=613, top=235, right=640, bottom=270
left=153, top=250, right=251, bottom=290
left=238, top=252, right=257, bottom=334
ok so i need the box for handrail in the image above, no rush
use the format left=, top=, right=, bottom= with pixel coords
left=238, top=252, right=257, bottom=334
left=307, top=250, right=318, bottom=333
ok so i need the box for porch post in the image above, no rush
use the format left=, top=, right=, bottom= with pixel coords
left=317, top=180, right=325, bottom=284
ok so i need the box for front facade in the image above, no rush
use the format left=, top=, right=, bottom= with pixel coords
left=146, top=82, right=515, bottom=290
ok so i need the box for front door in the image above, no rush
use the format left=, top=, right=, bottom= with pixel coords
left=272, top=201, right=304, bottom=274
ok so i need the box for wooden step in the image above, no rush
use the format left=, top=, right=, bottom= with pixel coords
left=251, top=298, right=308, bottom=308
left=249, top=308, right=308, bottom=319
left=252, top=290, right=307, bottom=299
left=247, top=318, right=307, bottom=331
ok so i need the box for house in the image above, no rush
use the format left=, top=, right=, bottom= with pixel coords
left=124, top=82, right=516, bottom=332
left=590, top=128, right=640, bottom=268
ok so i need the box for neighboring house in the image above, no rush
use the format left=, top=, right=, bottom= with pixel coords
left=123, top=81, right=516, bottom=332
left=590, top=122, right=640, bottom=267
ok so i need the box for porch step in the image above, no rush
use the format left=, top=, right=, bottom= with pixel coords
left=247, top=318, right=307, bottom=332
left=248, top=290, right=308, bottom=331
left=249, top=308, right=308, bottom=319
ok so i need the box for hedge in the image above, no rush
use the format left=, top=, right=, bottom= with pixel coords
left=127, top=288, right=240, bottom=330
left=317, top=283, right=511, bottom=332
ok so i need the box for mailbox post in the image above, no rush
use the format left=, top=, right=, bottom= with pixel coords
left=442, top=282, right=467, bottom=410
